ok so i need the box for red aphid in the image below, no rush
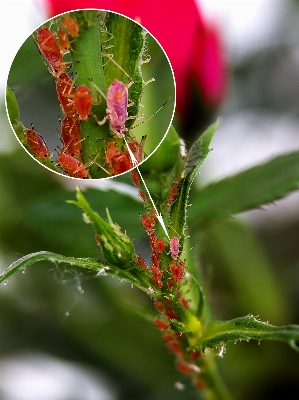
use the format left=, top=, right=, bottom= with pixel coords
left=105, top=142, right=118, bottom=165
left=195, top=380, right=206, bottom=390
left=74, top=85, right=92, bottom=120
left=178, top=297, right=189, bottom=309
left=162, top=334, right=173, bottom=342
left=141, top=214, right=153, bottom=233
left=167, top=278, right=176, bottom=290
left=165, top=309, right=178, bottom=319
left=57, top=26, right=70, bottom=53
left=177, top=362, right=192, bottom=375
left=190, top=349, right=201, bottom=361
left=167, top=184, right=179, bottom=206
left=154, top=319, right=169, bottom=331
left=156, top=238, right=165, bottom=253
left=138, top=189, right=147, bottom=202
left=170, top=236, right=180, bottom=259
left=154, top=300, right=164, bottom=312
left=106, top=79, right=128, bottom=138
left=149, top=234, right=157, bottom=250
left=63, top=15, right=79, bottom=37
left=58, top=153, right=89, bottom=178
left=150, top=265, right=163, bottom=277
left=37, top=26, right=65, bottom=75
left=137, top=255, right=147, bottom=269
left=151, top=251, right=160, bottom=267
left=25, top=126, right=51, bottom=158
left=56, top=73, right=77, bottom=116
left=131, top=170, right=140, bottom=186
left=167, top=341, right=183, bottom=356
left=169, top=260, right=185, bottom=282
left=105, top=142, right=133, bottom=175
left=152, top=275, right=163, bottom=288
left=164, top=298, right=173, bottom=309
left=150, top=209, right=157, bottom=226
left=61, top=116, right=82, bottom=159
left=129, top=137, right=146, bottom=185
left=128, top=138, right=145, bottom=163
left=95, top=235, right=101, bottom=245
left=111, top=151, right=132, bottom=175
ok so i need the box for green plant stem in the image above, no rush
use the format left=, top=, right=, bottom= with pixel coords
left=71, top=13, right=110, bottom=178
left=202, top=353, right=233, bottom=400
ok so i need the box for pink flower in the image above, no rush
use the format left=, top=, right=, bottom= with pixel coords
left=44, top=0, right=227, bottom=135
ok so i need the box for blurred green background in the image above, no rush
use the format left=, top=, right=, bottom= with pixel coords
left=0, top=1, right=299, bottom=399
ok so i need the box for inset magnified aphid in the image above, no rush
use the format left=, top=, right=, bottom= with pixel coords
left=6, top=9, right=175, bottom=179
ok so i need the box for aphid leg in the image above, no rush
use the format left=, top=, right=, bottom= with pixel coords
left=86, top=151, right=111, bottom=175
left=88, top=79, right=107, bottom=103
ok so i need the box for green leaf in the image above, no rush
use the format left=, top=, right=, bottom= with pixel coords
left=189, top=151, right=299, bottom=226
left=139, top=125, right=181, bottom=173
left=0, top=251, right=150, bottom=294
left=68, top=187, right=136, bottom=268
left=169, top=119, right=220, bottom=240
left=198, top=315, right=299, bottom=353
left=6, top=86, right=20, bottom=123
left=202, top=219, right=290, bottom=323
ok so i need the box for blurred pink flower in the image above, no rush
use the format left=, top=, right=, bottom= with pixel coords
left=44, top=0, right=227, bottom=135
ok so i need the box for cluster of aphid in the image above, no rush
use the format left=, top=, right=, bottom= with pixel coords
left=134, top=184, right=206, bottom=388
left=137, top=184, right=184, bottom=289
left=22, top=14, right=145, bottom=179
left=154, top=299, right=205, bottom=390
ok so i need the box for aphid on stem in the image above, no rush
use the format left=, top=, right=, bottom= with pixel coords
left=58, top=153, right=89, bottom=178
left=137, top=255, right=147, bottom=269
left=24, top=124, right=51, bottom=159
left=57, top=142, right=110, bottom=178
left=35, top=26, right=66, bottom=76
left=170, top=236, right=180, bottom=259
left=167, top=184, right=179, bottom=208
left=73, top=85, right=93, bottom=120
left=60, top=116, right=82, bottom=159
left=56, top=73, right=77, bottom=117
left=63, top=15, right=79, bottom=38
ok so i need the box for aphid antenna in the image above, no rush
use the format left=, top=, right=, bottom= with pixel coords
left=130, top=93, right=174, bottom=131
left=58, top=73, right=78, bottom=99
left=167, top=225, right=181, bottom=242
left=66, top=135, right=87, bottom=152
left=88, top=78, right=107, bottom=102
left=86, top=152, right=111, bottom=176
left=99, top=25, right=114, bottom=45
left=55, top=134, right=86, bottom=159
left=101, top=50, right=134, bottom=88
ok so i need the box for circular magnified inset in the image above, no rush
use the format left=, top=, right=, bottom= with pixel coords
left=6, top=9, right=175, bottom=179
